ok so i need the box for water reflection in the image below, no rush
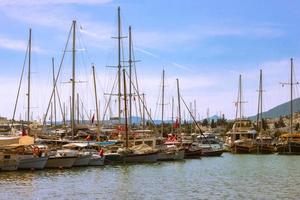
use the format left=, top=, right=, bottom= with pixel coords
left=0, top=154, right=300, bottom=199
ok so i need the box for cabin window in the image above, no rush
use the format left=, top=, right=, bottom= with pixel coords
left=135, top=141, right=142, bottom=145
left=4, top=155, right=10, bottom=159
left=145, top=141, right=153, bottom=146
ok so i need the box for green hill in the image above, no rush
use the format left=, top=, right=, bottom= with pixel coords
left=248, top=98, right=300, bottom=120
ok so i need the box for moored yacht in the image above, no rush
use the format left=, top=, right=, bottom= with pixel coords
left=197, top=132, right=224, bottom=156
left=45, top=149, right=77, bottom=168
left=17, top=145, right=48, bottom=170
left=62, top=143, right=91, bottom=167
left=0, top=151, right=19, bottom=171
left=226, top=119, right=257, bottom=154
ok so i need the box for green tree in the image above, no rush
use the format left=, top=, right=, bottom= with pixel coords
left=278, top=116, right=286, bottom=128
left=295, top=123, right=300, bottom=131
left=202, top=119, right=209, bottom=127
left=211, top=119, right=216, bottom=128
left=262, top=119, right=269, bottom=130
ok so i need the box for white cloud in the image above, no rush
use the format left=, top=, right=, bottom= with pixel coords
left=0, top=35, right=42, bottom=52
left=0, top=0, right=112, bottom=6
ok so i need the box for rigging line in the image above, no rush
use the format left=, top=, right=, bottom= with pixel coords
left=180, top=95, right=212, bottom=147
left=154, top=71, right=163, bottom=121
left=125, top=70, right=157, bottom=132
left=102, top=72, right=118, bottom=122
left=43, top=24, right=73, bottom=126
left=12, top=41, right=29, bottom=124
left=79, top=98, right=90, bottom=120
left=292, top=65, right=299, bottom=98
left=131, top=42, right=143, bottom=119
left=55, top=83, right=65, bottom=122
left=77, top=23, right=93, bottom=64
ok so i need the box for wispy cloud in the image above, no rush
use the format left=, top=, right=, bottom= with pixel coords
left=0, top=35, right=42, bottom=52
left=134, top=24, right=284, bottom=51
left=0, top=0, right=112, bottom=6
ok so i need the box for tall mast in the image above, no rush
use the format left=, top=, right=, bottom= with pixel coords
left=52, top=57, right=57, bottom=126
left=50, top=102, right=53, bottom=126
left=92, top=65, right=100, bottom=138
left=117, top=7, right=122, bottom=121
left=190, top=102, right=193, bottom=134
left=176, top=78, right=181, bottom=135
left=260, top=70, right=263, bottom=132
left=239, top=74, right=242, bottom=119
left=161, top=70, right=165, bottom=137
left=69, top=96, right=71, bottom=124
left=142, top=93, right=145, bottom=129
left=77, top=93, right=80, bottom=124
left=256, top=69, right=263, bottom=133
left=71, top=20, right=76, bottom=139
left=123, top=69, right=129, bottom=148
left=63, top=102, right=66, bottom=126
left=27, top=28, right=32, bottom=126
left=290, top=58, right=293, bottom=137
left=171, top=96, right=174, bottom=134
left=128, top=26, right=132, bottom=126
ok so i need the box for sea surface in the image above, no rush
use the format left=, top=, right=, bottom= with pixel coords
left=0, top=153, right=299, bottom=200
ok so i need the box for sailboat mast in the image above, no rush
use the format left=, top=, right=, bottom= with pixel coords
left=176, top=78, right=181, bottom=134
left=290, top=58, right=293, bottom=136
left=239, top=74, right=242, bottom=119
left=50, top=102, right=53, bottom=126
left=123, top=69, right=129, bottom=148
left=161, top=70, right=165, bottom=137
left=77, top=93, right=80, bottom=124
left=128, top=26, right=132, bottom=126
left=52, top=57, right=57, bottom=126
left=142, top=93, right=145, bottom=130
left=92, top=65, right=100, bottom=138
left=117, top=7, right=122, bottom=121
left=63, top=102, right=66, bottom=126
left=27, top=28, right=32, bottom=126
left=260, top=69, right=263, bottom=132
left=71, top=20, right=76, bottom=139
left=171, top=96, right=174, bottom=134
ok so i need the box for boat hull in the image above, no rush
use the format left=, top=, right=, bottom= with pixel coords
left=19, top=156, right=48, bottom=170
left=231, top=144, right=257, bottom=154
left=123, top=152, right=158, bottom=163
left=158, top=149, right=185, bottom=161
left=45, top=157, right=76, bottom=168
left=89, top=155, right=105, bottom=166
left=277, top=141, right=300, bottom=155
left=73, top=155, right=91, bottom=167
left=184, top=149, right=202, bottom=158
left=256, top=144, right=275, bottom=154
left=104, top=153, right=124, bottom=165
left=202, top=149, right=224, bottom=157
left=0, top=158, right=18, bottom=171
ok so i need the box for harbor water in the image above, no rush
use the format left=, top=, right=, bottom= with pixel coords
left=0, top=153, right=299, bottom=200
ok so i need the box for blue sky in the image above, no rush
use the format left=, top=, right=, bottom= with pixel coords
left=0, top=0, right=300, bottom=121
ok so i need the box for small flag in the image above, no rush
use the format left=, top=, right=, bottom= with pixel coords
left=173, top=118, right=179, bottom=129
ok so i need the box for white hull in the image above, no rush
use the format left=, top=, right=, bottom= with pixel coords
left=45, top=157, right=76, bottom=168
left=18, top=156, right=48, bottom=170
left=73, top=155, right=91, bottom=167
left=89, top=155, right=105, bottom=166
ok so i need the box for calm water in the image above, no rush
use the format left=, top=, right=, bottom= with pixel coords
left=0, top=153, right=299, bottom=200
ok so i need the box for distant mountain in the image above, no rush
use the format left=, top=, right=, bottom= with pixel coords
left=206, top=115, right=221, bottom=121
left=248, top=97, right=300, bottom=120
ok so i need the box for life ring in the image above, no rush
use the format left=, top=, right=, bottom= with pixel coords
left=32, top=146, right=40, bottom=155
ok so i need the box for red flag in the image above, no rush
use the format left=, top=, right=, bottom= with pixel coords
left=91, top=114, right=95, bottom=124
left=173, top=118, right=179, bottom=129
